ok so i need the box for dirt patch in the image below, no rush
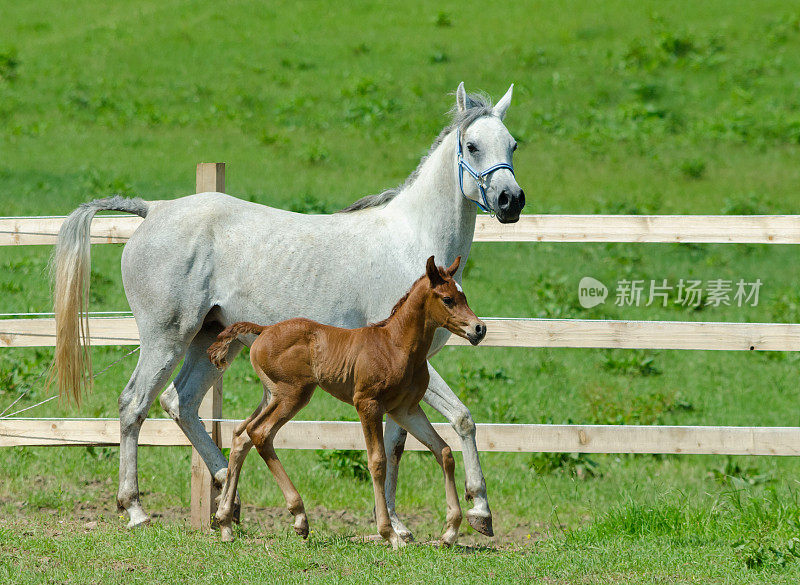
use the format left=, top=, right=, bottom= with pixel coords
left=0, top=492, right=549, bottom=548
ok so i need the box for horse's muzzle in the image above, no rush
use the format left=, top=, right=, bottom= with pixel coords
left=496, top=188, right=525, bottom=223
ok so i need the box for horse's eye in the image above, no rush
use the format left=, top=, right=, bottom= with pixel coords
left=512, top=142, right=518, bottom=152
left=466, top=142, right=478, bottom=154
left=443, top=296, right=454, bottom=307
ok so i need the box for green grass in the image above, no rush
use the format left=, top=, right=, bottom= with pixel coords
left=2, top=1, right=800, bottom=582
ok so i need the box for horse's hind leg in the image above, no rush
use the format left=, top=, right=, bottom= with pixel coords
left=118, top=340, right=186, bottom=528
left=389, top=405, right=462, bottom=547
left=247, top=382, right=315, bottom=538
left=383, top=418, right=414, bottom=542
left=160, top=325, right=239, bottom=489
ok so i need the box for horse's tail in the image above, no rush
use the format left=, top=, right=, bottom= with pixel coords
left=52, top=196, right=151, bottom=405
left=208, top=322, right=266, bottom=370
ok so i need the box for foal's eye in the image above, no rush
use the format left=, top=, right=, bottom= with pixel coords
left=512, top=142, right=518, bottom=152
left=443, top=297, right=454, bottom=307
left=466, top=142, right=478, bottom=154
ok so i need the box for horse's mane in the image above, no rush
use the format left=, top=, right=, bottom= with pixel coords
left=338, top=93, right=494, bottom=213
left=369, top=266, right=449, bottom=327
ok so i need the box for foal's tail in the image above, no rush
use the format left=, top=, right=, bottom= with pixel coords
left=208, top=322, right=266, bottom=369
left=52, top=196, right=151, bottom=405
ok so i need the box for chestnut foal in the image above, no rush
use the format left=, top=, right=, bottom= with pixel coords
left=208, top=256, right=486, bottom=548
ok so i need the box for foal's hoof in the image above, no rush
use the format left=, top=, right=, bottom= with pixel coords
left=294, top=514, right=309, bottom=539
left=466, top=509, right=494, bottom=537
left=440, top=527, right=459, bottom=547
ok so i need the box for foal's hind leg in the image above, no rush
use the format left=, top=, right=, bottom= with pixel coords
left=389, top=404, right=462, bottom=546
left=216, top=396, right=266, bottom=542
left=117, top=340, right=186, bottom=528
left=247, top=382, right=315, bottom=538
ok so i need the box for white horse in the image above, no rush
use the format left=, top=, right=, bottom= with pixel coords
left=52, top=82, right=525, bottom=540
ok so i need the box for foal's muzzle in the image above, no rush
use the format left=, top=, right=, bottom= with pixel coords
left=467, top=321, right=487, bottom=346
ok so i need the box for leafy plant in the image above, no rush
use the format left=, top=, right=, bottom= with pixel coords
left=529, top=451, right=600, bottom=479
left=679, top=157, right=707, bottom=179
left=601, top=350, right=662, bottom=377
left=315, top=449, right=369, bottom=482
left=454, top=364, right=513, bottom=403
left=583, top=383, right=694, bottom=426
left=0, top=47, right=20, bottom=82
left=733, top=535, right=800, bottom=569
left=708, top=458, right=774, bottom=487
left=290, top=194, right=334, bottom=214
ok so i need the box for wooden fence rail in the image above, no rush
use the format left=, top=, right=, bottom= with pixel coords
left=3, top=163, right=799, bottom=531
left=4, top=316, right=800, bottom=352
left=3, top=214, right=800, bottom=246
left=2, top=419, right=799, bottom=457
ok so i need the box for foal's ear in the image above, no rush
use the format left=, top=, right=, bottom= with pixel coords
left=493, top=84, right=514, bottom=120
left=446, top=256, right=461, bottom=277
left=426, top=255, right=445, bottom=286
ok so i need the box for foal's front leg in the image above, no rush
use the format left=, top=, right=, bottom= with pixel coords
left=356, top=397, right=404, bottom=549
left=384, top=364, right=492, bottom=536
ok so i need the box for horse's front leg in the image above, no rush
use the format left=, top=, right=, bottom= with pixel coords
left=383, top=363, right=493, bottom=537
left=422, top=363, right=492, bottom=536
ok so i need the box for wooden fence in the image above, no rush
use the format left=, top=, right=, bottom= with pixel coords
left=2, top=162, right=799, bottom=529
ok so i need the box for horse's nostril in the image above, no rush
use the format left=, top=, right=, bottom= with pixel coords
left=498, top=191, right=510, bottom=209
left=475, top=323, right=486, bottom=337
left=518, top=190, right=525, bottom=210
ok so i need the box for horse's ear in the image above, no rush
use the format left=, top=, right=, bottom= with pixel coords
left=456, top=82, right=468, bottom=114
left=446, top=256, right=461, bottom=277
left=426, top=255, right=445, bottom=286
left=493, top=83, right=514, bottom=120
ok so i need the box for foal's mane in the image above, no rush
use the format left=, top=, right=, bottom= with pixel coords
left=369, top=266, right=449, bottom=327
left=338, top=93, right=494, bottom=213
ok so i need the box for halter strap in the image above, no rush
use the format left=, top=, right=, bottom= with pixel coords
left=456, top=127, right=515, bottom=214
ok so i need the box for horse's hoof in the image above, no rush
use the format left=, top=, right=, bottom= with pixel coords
left=220, top=525, right=234, bottom=542
left=397, top=528, right=415, bottom=543
left=389, top=514, right=414, bottom=542
left=466, top=509, right=493, bottom=537
left=126, top=514, right=151, bottom=529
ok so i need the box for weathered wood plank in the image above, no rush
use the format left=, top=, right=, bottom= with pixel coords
left=5, top=215, right=800, bottom=246
left=474, top=214, right=800, bottom=243
left=1, top=419, right=798, bottom=456
left=4, top=317, right=800, bottom=352
left=190, top=162, right=226, bottom=531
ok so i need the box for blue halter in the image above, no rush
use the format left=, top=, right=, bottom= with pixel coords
left=456, top=127, right=516, bottom=214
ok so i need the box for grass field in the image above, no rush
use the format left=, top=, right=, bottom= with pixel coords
left=2, top=1, right=800, bottom=582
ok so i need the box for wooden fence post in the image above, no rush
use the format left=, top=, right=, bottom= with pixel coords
left=190, top=163, right=225, bottom=530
